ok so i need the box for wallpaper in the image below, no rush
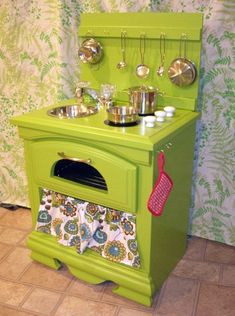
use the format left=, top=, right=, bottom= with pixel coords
left=0, top=0, right=234, bottom=246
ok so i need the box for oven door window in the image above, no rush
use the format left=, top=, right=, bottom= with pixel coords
left=54, top=159, right=107, bottom=191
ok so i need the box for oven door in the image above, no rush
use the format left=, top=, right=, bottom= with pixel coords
left=28, top=139, right=137, bottom=213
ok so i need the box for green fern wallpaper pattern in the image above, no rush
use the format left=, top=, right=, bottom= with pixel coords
left=0, top=0, right=234, bottom=246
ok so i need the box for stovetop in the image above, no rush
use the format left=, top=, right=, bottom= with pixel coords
left=12, top=99, right=199, bottom=150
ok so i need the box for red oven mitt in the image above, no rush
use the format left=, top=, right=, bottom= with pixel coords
left=147, top=152, right=173, bottom=216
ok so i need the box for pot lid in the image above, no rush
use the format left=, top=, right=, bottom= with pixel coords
left=129, top=85, right=157, bottom=92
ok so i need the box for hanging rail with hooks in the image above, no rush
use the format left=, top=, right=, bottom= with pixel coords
left=78, top=13, right=203, bottom=41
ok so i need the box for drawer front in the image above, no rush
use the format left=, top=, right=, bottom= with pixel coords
left=29, top=139, right=137, bottom=212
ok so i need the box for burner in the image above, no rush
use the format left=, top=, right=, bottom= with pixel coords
left=138, top=113, right=154, bottom=116
left=104, top=120, right=140, bottom=127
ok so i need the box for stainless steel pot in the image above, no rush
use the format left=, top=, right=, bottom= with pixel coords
left=106, top=106, right=139, bottom=125
left=125, top=86, right=160, bottom=115
left=78, top=38, right=103, bottom=64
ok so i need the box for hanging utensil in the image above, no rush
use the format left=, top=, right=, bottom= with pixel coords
left=136, top=34, right=150, bottom=79
left=78, top=38, right=103, bottom=64
left=157, top=33, right=166, bottom=77
left=117, top=31, right=127, bottom=69
left=168, top=34, right=197, bottom=87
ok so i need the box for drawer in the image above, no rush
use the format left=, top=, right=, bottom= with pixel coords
left=28, top=139, right=137, bottom=212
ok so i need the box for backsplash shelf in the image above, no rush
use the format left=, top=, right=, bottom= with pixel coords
left=78, top=12, right=203, bottom=111
left=79, top=13, right=203, bottom=41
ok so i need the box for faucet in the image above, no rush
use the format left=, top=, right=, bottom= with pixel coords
left=75, top=81, right=101, bottom=107
left=75, top=81, right=115, bottom=108
left=75, top=81, right=91, bottom=106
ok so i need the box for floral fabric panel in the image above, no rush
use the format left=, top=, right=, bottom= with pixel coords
left=36, top=189, right=140, bottom=268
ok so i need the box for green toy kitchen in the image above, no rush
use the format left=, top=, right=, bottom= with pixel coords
left=11, top=12, right=203, bottom=306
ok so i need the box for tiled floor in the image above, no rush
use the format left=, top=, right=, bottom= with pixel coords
left=0, top=207, right=235, bottom=316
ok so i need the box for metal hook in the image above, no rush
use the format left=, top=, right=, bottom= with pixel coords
left=121, top=31, right=127, bottom=56
left=179, top=33, right=187, bottom=58
left=85, top=30, right=94, bottom=37
left=159, top=33, right=166, bottom=63
left=140, top=33, right=146, bottom=64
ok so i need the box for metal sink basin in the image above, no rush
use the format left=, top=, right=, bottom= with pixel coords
left=47, top=104, right=98, bottom=119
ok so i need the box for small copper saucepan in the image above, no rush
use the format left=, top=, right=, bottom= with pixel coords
left=168, top=34, right=197, bottom=87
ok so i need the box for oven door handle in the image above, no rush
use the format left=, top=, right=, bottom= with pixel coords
left=57, top=152, right=92, bottom=164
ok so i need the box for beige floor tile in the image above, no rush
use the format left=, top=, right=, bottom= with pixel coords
left=0, top=305, right=35, bottom=316
left=0, top=208, right=8, bottom=218
left=0, top=242, right=13, bottom=261
left=19, top=236, right=29, bottom=247
left=205, top=240, right=235, bottom=264
left=172, top=259, right=220, bottom=283
left=155, top=276, right=198, bottom=316
left=118, top=307, right=153, bottom=315
left=0, top=209, right=32, bottom=231
left=101, top=282, right=157, bottom=311
left=184, top=237, right=207, bottom=261
left=0, top=247, right=32, bottom=280
left=22, top=288, right=61, bottom=315
left=54, top=295, right=117, bottom=316
left=20, top=262, right=73, bottom=291
left=196, top=283, right=235, bottom=316
left=0, top=279, right=30, bottom=307
left=0, top=227, right=28, bottom=245
left=221, top=265, right=235, bottom=287
left=68, top=278, right=105, bottom=300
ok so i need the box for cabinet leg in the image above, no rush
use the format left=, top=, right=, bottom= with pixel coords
left=31, top=251, right=61, bottom=270
left=112, top=284, right=153, bottom=307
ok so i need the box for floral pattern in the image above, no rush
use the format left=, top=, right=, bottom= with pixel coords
left=36, top=189, right=140, bottom=267
left=80, top=223, right=92, bottom=241
left=37, top=211, right=52, bottom=224
left=64, top=219, right=79, bottom=235
left=104, top=241, right=126, bottom=263
left=61, top=202, right=77, bottom=217
left=93, top=228, right=108, bottom=244
left=121, top=218, right=134, bottom=236
left=1, top=1, right=234, bottom=246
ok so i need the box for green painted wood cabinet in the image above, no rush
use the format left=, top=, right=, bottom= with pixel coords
left=11, top=12, right=203, bottom=306
left=12, top=104, right=198, bottom=306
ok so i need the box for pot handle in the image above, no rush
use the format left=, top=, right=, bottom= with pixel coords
left=156, top=89, right=165, bottom=96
